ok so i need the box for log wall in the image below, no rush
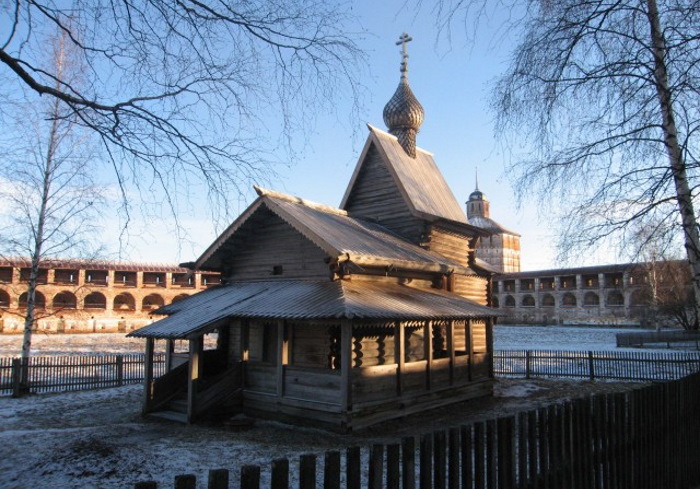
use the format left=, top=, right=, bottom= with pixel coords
left=342, top=144, right=425, bottom=243
left=225, top=210, right=330, bottom=280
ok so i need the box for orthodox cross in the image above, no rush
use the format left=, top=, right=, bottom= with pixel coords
left=396, top=32, right=413, bottom=78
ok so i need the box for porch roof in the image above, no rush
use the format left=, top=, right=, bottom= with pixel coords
left=128, top=279, right=498, bottom=339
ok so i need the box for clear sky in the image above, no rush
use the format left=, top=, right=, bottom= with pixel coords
left=95, top=2, right=618, bottom=270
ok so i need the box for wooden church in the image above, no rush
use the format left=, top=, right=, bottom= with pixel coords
left=130, top=36, right=499, bottom=432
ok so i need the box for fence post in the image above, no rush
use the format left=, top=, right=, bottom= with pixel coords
left=208, top=469, right=229, bottom=489
left=526, top=350, right=532, bottom=379
left=299, top=454, right=317, bottom=489
left=369, top=444, right=384, bottom=489
left=271, top=459, right=289, bottom=489
left=402, top=436, right=416, bottom=489
left=588, top=351, right=595, bottom=380
left=174, top=474, right=197, bottom=489
left=387, top=443, right=400, bottom=489
left=134, top=483, right=157, bottom=489
left=241, top=465, right=260, bottom=489
left=346, top=447, right=361, bottom=489
left=11, top=358, right=22, bottom=398
left=117, top=355, right=124, bottom=387
left=324, top=451, right=341, bottom=489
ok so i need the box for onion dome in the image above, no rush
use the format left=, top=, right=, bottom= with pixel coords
left=383, top=33, right=424, bottom=158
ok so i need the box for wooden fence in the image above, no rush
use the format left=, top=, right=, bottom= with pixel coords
left=0, top=353, right=166, bottom=396
left=493, top=349, right=700, bottom=381
left=616, top=330, right=700, bottom=349
left=135, top=371, right=700, bottom=489
left=2, top=350, right=699, bottom=398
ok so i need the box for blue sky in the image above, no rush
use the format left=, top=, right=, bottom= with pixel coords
left=98, top=1, right=584, bottom=270
left=1, top=1, right=623, bottom=270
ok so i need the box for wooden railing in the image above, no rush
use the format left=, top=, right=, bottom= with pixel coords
left=193, top=362, right=243, bottom=420
left=493, top=349, right=700, bottom=381
left=148, top=360, right=189, bottom=412
left=135, top=371, right=700, bottom=489
left=0, top=353, right=166, bottom=397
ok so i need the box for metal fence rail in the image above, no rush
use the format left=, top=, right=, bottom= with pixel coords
left=0, top=353, right=166, bottom=396
left=3, top=349, right=700, bottom=397
left=616, top=330, right=700, bottom=348
left=493, top=349, right=700, bottom=381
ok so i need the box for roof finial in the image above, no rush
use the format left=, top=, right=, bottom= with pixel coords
left=475, top=167, right=479, bottom=191
left=383, top=33, right=424, bottom=158
left=396, top=33, right=413, bottom=80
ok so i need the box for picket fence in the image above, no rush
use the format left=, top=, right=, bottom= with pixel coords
left=492, top=349, right=700, bottom=381
left=2, top=350, right=700, bottom=397
left=0, top=353, right=166, bottom=396
left=134, top=371, right=700, bottom=489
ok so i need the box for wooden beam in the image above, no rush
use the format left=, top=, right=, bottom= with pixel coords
left=447, top=320, right=455, bottom=385
left=142, top=337, right=154, bottom=414
left=340, top=319, right=353, bottom=414
left=276, top=320, right=287, bottom=400
left=187, top=336, right=203, bottom=423
left=395, top=321, right=405, bottom=396
left=466, top=320, right=473, bottom=382
left=424, top=321, right=433, bottom=390
left=486, top=318, right=495, bottom=378
left=164, top=339, right=174, bottom=372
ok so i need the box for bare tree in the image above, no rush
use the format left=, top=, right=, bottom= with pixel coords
left=423, top=0, right=700, bottom=318
left=0, top=1, right=364, bottom=226
left=0, top=29, right=103, bottom=382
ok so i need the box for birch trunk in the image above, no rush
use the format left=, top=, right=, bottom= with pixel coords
left=647, top=0, right=700, bottom=329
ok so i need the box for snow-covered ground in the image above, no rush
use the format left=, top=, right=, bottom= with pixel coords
left=0, top=379, right=640, bottom=489
left=494, top=324, right=641, bottom=351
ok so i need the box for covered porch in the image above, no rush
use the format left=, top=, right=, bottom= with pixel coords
left=130, top=279, right=497, bottom=431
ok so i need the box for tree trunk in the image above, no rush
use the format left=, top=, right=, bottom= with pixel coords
left=647, top=0, right=700, bottom=329
left=19, top=96, right=61, bottom=389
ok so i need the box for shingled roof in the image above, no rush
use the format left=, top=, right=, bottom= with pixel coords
left=129, top=279, right=497, bottom=339
left=341, top=125, right=471, bottom=227
left=195, top=187, right=474, bottom=274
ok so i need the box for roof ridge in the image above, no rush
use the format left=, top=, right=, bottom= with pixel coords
left=254, top=185, right=348, bottom=216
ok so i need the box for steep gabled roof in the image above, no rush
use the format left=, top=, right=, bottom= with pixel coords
left=128, top=279, right=498, bottom=339
left=340, top=125, right=472, bottom=227
left=195, top=187, right=473, bottom=274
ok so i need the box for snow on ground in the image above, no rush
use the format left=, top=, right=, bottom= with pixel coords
left=0, top=379, right=643, bottom=489
left=0, top=325, right=670, bottom=488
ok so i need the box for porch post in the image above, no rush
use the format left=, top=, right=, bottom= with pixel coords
left=447, top=320, right=455, bottom=385
left=424, top=321, right=433, bottom=390
left=187, top=336, right=203, bottom=423
left=395, top=321, right=405, bottom=396
left=466, top=320, right=474, bottom=381
left=142, top=337, right=154, bottom=414
left=276, top=320, right=287, bottom=399
left=485, top=317, right=495, bottom=378
left=165, top=339, right=174, bottom=372
left=340, top=319, right=352, bottom=414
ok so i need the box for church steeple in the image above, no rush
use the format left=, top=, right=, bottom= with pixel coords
left=466, top=171, right=490, bottom=219
left=383, top=33, right=424, bottom=158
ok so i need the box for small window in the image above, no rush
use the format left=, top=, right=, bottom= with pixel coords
left=272, top=265, right=284, bottom=276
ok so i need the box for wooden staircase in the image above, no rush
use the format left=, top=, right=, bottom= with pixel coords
left=146, top=361, right=244, bottom=424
